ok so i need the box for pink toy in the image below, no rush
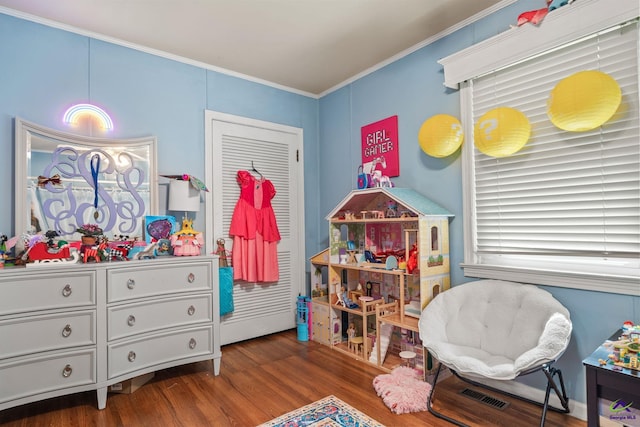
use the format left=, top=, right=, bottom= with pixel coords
left=170, top=218, right=204, bottom=256
left=373, top=367, right=431, bottom=414
left=517, top=0, right=552, bottom=26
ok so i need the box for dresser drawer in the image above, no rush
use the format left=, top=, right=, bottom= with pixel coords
left=0, top=272, right=95, bottom=316
left=108, top=325, right=213, bottom=378
left=0, top=348, right=96, bottom=404
left=107, top=294, right=212, bottom=341
left=107, top=262, right=212, bottom=303
left=0, top=310, right=96, bottom=360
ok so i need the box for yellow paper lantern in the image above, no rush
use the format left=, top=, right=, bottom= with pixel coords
left=418, top=114, right=464, bottom=158
left=474, top=107, right=531, bottom=157
left=547, top=70, right=621, bottom=132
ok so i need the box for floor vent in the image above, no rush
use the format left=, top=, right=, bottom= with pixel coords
left=459, top=388, right=510, bottom=410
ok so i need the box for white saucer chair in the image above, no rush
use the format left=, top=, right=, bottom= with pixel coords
left=418, top=279, right=572, bottom=427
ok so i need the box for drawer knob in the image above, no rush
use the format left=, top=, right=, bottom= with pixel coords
left=127, top=279, right=136, bottom=289
left=187, top=305, right=196, bottom=316
left=62, top=364, right=73, bottom=378
left=128, top=351, right=136, bottom=362
left=189, top=338, right=197, bottom=350
left=62, top=324, right=72, bottom=338
left=187, top=273, right=195, bottom=283
left=62, top=284, right=72, bottom=297
left=127, top=315, right=136, bottom=326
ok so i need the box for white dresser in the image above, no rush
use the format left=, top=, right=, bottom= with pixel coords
left=0, top=256, right=221, bottom=411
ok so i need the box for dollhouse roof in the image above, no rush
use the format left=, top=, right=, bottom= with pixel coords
left=310, top=248, right=330, bottom=264
left=325, top=188, right=454, bottom=219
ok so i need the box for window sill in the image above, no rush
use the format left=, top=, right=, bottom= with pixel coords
left=461, top=263, right=639, bottom=296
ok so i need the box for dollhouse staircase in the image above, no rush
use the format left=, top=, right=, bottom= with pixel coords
left=369, top=323, right=393, bottom=364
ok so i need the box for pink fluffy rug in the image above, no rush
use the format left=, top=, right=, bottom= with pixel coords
left=373, top=366, right=432, bottom=414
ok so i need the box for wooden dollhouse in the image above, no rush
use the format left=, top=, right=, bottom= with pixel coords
left=312, top=187, right=453, bottom=372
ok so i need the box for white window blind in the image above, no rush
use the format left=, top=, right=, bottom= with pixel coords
left=462, top=19, right=639, bottom=294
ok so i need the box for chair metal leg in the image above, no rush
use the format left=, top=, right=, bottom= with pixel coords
left=540, top=365, right=571, bottom=427
left=543, top=365, right=570, bottom=412
left=541, top=374, right=553, bottom=427
left=426, top=362, right=469, bottom=427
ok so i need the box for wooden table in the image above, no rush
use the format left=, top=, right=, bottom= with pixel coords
left=582, top=329, right=640, bottom=427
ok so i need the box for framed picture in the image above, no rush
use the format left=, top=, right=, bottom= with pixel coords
left=144, top=215, right=176, bottom=244
left=360, top=115, right=399, bottom=177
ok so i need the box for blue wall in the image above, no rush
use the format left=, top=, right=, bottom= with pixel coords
left=0, top=13, right=319, bottom=244
left=318, top=0, right=639, bottom=409
left=1, top=2, right=638, bottom=411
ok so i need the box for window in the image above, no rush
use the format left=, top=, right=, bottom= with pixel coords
left=431, top=226, right=438, bottom=251
left=453, top=10, right=639, bottom=295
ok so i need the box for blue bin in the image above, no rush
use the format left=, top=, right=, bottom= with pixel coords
left=297, top=322, right=309, bottom=341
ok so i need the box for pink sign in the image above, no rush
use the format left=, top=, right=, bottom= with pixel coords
left=361, top=115, right=399, bottom=177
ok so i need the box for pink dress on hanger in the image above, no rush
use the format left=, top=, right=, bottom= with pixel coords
left=229, top=170, right=281, bottom=282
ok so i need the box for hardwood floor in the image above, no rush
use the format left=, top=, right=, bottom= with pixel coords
left=0, top=329, right=586, bottom=427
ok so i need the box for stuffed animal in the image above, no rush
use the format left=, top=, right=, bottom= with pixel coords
left=517, top=2, right=550, bottom=26
left=517, top=0, right=575, bottom=26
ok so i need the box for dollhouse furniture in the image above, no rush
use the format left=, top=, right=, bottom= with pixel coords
left=418, top=279, right=572, bottom=426
left=324, top=187, right=453, bottom=372
left=346, top=323, right=363, bottom=355
left=349, top=336, right=364, bottom=356
left=309, top=249, right=332, bottom=346
left=0, top=255, right=221, bottom=412
left=399, top=350, right=416, bottom=368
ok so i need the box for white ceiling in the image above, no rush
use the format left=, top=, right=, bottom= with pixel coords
left=0, top=0, right=509, bottom=95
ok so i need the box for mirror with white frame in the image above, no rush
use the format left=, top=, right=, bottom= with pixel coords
left=14, top=118, right=158, bottom=240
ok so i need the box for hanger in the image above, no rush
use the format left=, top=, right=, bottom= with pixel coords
left=251, top=161, right=264, bottom=179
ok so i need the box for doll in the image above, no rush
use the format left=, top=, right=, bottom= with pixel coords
left=170, top=218, right=204, bottom=256
left=347, top=323, right=356, bottom=339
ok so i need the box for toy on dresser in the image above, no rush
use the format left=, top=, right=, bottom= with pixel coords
left=170, top=218, right=204, bottom=256
left=18, top=230, right=82, bottom=265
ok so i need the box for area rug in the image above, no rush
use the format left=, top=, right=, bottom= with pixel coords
left=257, top=395, right=385, bottom=427
left=373, top=366, right=431, bottom=414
